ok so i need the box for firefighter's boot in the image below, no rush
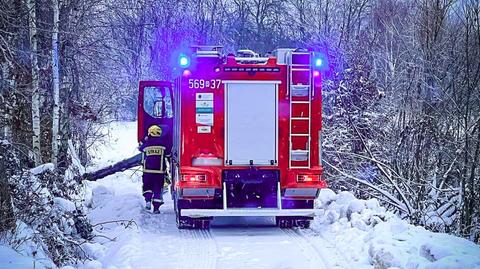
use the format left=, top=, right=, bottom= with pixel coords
left=152, top=198, right=164, bottom=214
left=143, top=190, right=153, bottom=211
left=145, top=200, right=152, bottom=211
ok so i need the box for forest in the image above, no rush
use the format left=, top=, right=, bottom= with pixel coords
left=0, top=0, right=479, bottom=266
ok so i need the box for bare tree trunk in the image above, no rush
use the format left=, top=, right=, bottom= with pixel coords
left=51, top=0, right=60, bottom=165
left=0, top=161, right=15, bottom=233
left=1, top=63, right=12, bottom=141
left=27, top=0, right=42, bottom=165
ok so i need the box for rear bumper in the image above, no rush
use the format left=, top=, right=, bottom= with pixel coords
left=179, top=182, right=319, bottom=218
left=181, top=208, right=320, bottom=218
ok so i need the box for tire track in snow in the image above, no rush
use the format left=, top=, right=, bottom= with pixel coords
left=296, top=228, right=352, bottom=269
left=177, top=229, right=218, bottom=269
left=281, top=228, right=329, bottom=269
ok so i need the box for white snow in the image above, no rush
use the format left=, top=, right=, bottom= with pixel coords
left=90, top=185, right=115, bottom=209
left=335, top=191, right=356, bottom=205
left=81, top=243, right=106, bottom=260
left=347, top=199, right=366, bottom=214
left=0, top=221, right=55, bottom=269
left=30, top=163, right=54, bottom=175
left=53, top=196, right=76, bottom=212
left=0, top=245, right=38, bottom=269
left=24, top=121, right=479, bottom=269
left=315, top=189, right=480, bottom=269
left=365, top=220, right=480, bottom=269
left=318, top=188, right=336, bottom=205
left=365, top=198, right=380, bottom=210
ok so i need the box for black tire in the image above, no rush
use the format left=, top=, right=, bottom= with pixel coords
left=174, top=190, right=188, bottom=229
left=296, top=219, right=311, bottom=229
left=177, top=215, right=210, bottom=229
left=176, top=216, right=193, bottom=229
left=194, top=219, right=211, bottom=229
left=276, top=217, right=293, bottom=228
left=276, top=217, right=310, bottom=229
left=175, top=204, right=193, bottom=229
left=174, top=194, right=210, bottom=229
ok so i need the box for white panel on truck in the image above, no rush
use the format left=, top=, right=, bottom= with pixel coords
left=225, top=81, right=278, bottom=165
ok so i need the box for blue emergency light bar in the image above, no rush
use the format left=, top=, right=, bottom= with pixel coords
left=313, top=52, right=328, bottom=70
left=178, top=54, right=190, bottom=68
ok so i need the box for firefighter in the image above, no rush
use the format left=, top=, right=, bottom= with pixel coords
left=139, top=125, right=170, bottom=214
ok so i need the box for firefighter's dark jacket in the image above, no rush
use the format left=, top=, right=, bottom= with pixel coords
left=139, top=136, right=171, bottom=174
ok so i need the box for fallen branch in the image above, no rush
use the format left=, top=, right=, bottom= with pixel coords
left=92, top=219, right=137, bottom=229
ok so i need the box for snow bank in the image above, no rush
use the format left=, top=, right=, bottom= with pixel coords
left=318, top=188, right=336, bottom=204
left=367, top=221, right=480, bottom=269
left=315, top=189, right=480, bottom=269
left=54, top=197, right=76, bottom=212
left=0, top=245, right=39, bottom=269
left=81, top=260, right=103, bottom=269
left=0, top=222, right=56, bottom=269
left=91, top=185, right=115, bottom=208
left=81, top=243, right=106, bottom=260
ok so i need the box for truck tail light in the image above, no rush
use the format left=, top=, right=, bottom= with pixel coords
left=297, top=174, right=320, bottom=182
left=181, top=174, right=207, bottom=182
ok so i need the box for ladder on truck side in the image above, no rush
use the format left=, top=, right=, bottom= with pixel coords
left=288, top=51, right=312, bottom=169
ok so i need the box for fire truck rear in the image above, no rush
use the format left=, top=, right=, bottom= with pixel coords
left=140, top=46, right=327, bottom=229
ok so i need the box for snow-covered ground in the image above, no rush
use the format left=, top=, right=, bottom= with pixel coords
left=0, top=245, right=38, bottom=269
left=81, top=122, right=340, bottom=269
left=3, top=121, right=478, bottom=269
left=74, top=121, right=480, bottom=269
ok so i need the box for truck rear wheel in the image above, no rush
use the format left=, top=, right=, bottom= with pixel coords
left=174, top=193, right=210, bottom=229
left=296, top=219, right=311, bottom=229
left=176, top=213, right=210, bottom=229
left=276, top=217, right=310, bottom=229
left=276, top=217, right=293, bottom=228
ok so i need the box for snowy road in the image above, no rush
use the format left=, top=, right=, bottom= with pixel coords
left=87, top=179, right=341, bottom=269
left=84, top=121, right=343, bottom=269
left=81, top=122, right=480, bottom=269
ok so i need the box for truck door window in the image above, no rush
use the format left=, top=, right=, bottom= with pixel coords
left=144, top=86, right=173, bottom=119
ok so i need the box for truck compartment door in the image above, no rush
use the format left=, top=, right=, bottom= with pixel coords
left=225, top=81, right=279, bottom=166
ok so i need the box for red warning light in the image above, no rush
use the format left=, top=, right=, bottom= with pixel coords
left=182, top=69, right=191, bottom=76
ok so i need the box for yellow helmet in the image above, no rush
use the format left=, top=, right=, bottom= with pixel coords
left=147, top=125, right=162, bottom=137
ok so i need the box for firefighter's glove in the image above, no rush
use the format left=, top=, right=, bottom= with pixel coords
left=165, top=175, right=171, bottom=185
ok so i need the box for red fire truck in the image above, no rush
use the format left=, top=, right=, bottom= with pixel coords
left=138, top=46, right=327, bottom=229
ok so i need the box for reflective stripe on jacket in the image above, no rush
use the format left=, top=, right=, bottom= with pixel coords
left=142, top=145, right=166, bottom=174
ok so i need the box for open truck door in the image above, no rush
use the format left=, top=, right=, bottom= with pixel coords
left=137, top=81, right=174, bottom=150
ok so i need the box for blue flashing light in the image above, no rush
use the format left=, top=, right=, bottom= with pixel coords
left=312, top=52, right=329, bottom=70
left=178, top=54, right=190, bottom=68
